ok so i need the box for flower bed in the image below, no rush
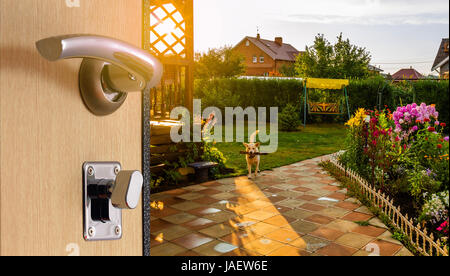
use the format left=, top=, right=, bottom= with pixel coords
left=340, top=103, right=449, bottom=250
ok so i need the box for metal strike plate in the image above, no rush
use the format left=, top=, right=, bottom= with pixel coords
left=83, top=162, right=122, bottom=241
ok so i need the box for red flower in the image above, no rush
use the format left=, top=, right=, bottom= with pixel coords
left=424, top=118, right=431, bottom=123
left=437, top=144, right=443, bottom=149
left=441, top=123, right=447, bottom=127
left=416, top=120, right=421, bottom=123
left=428, top=127, right=436, bottom=132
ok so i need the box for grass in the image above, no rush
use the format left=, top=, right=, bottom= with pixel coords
left=214, top=123, right=347, bottom=178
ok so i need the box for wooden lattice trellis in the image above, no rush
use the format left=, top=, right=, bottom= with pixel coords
left=143, top=0, right=194, bottom=118
left=326, top=152, right=449, bottom=256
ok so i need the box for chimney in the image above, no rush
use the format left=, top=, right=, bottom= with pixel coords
left=275, top=37, right=283, bottom=46
left=257, top=33, right=261, bottom=40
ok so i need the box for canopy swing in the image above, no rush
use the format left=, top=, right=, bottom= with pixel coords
left=302, top=78, right=351, bottom=126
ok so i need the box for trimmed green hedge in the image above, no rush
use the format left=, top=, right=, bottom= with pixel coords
left=194, top=78, right=449, bottom=127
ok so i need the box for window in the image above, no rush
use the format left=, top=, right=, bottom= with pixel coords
left=246, top=40, right=250, bottom=47
left=253, top=56, right=257, bottom=63
left=259, top=56, right=264, bottom=63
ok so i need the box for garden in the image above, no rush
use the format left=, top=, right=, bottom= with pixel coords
left=337, top=103, right=449, bottom=252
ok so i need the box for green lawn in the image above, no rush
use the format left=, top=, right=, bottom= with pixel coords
left=215, top=124, right=348, bottom=178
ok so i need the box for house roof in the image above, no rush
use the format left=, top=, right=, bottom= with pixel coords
left=432, top=38, right=449, bottom=71
left=368, top=65, right=384, bottom=72
left=392, top=68, right=423, bottom=80
left=239, top=36, right=301, bottom=62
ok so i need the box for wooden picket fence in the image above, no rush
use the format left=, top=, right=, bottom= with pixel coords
left=327, top=152, right=449, bottom=256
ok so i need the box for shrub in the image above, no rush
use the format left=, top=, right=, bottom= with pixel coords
left=279, top=104, right=301, bottom=131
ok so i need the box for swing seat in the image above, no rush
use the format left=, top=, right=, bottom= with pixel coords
left=308, top=102, right=341, bottom=115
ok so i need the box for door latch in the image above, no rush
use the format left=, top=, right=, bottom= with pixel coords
left=83, top=162, right=143, bottom=241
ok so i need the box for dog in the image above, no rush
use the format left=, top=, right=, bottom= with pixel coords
left=243, top=131, right=260, bottom=179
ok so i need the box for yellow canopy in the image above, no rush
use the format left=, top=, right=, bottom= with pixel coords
left=305, top=78, right=349, bottom=90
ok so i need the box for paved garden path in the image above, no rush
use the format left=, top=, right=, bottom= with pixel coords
left=150, top=156, right=414, bottom=256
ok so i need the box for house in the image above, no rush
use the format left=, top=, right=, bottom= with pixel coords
left=431, top=38, right=449, bottom=79
left=233, top=34, right=301, bottom=76
left=368, top=65, right=384, bottom=75
left=392, top=67, right=424, bottom=81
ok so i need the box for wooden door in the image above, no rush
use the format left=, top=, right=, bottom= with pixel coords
left=0, top=0, right=143, bottom=256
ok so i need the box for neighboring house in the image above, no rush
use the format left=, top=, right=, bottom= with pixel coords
left=368, top=64, right=384, bottom=75
left=431, top=38, right=449, bottom=79
left=392, top=67, right=424, bottom=81
left=233, top=34, right=301, bottom=76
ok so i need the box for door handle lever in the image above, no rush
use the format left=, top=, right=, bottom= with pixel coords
left=36, top=35, right=163, bottom=116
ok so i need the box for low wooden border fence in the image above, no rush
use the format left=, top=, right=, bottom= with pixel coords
left=326, top=152, right=448, bottom=256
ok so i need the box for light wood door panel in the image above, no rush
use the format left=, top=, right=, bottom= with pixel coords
left=0, top=0, right=143, bottom=256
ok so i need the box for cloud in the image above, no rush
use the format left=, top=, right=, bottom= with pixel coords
left=268, top=0, right=449, bottom=25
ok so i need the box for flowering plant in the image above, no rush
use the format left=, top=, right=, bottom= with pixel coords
left=393, top=103, right=440, bottom=142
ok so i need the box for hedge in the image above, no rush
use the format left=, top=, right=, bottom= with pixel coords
left=194, top=78, right=449, bottom=127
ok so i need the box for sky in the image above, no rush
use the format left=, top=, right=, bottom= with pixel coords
left=194, top=0, right=449, bottom=75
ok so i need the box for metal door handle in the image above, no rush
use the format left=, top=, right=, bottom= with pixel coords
left=36, top=35, right=163, bottom=116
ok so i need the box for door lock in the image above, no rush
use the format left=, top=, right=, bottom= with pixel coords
left=83, top=162, right=143, bottom=241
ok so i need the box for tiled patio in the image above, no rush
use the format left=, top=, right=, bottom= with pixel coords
left=150, top=156, right=413, bottom=256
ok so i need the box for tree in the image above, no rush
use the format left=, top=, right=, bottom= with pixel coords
left=194, top=46, right=246, bottom=79
left=278, top=63, right=296, bottom=77
left=295, top=33, right=371, bottom=79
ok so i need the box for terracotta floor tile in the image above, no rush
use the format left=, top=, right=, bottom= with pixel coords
left=222, top=248, right=261, bottom=256
left=263, top=215, right=297, bottom=227
left=162, top=188, right=189, bottom=196
left=304, top=214, right=334, bottom=225
left=201, top=181, right=222, bottom=187
left=162, top=212, right=198, bottom=225
left=317, top=207, right=350, bottom=219
left=189, top=207, right=222, bottom=217
left=327, top=193, right=347, bottom=201
left=335, top=232, right=375, bottom=249
left=159, top=197, right=185, bottom=206
left=175, top=250, right=201, bottom=256
left=193, top=240, right=238, bottom=256
left=245, top=210, right=276, bottom=221
left=299, top=203, right=327, bottom=212
left=177, top=192, right=204, bottom=201
left=150, top=233, right=166, bottom=247
left=326, top=219, right=359, bottom=233
left=247, top=222, right=279, bottom=236
left=171, top=201, right=203, bottom=211
left=220, top=231, right=261, bottom=247
left=265, top=228, right=302, bottom=244
left=286, top=220, right=319, bottom=234
left=352, top=226, right=387, bottom=237
left=211, top=192, right=236, bottom=200
left=317, top=243, right=358, bottom=256
left=192, top=196, right=220, bottom=205
left=151, top=207, right=180, bottom=218
left=245, top=200, right=273, bottom=209
left=153, top=225, right=193, bottom=241
left=204, top=211, right=237, bottom=223
left=263, top=205, right=293, bottom=214
left=198, top=188, right=222, bottom=196
left=322, top=185, right=341, bottom=192
left=151, top=242, right=187, bottom=256
left=266, top=195, right=287, bottom=203
left=268, top=245, right=309, bottom=256
left=370, top=239, right=403, bottom=256
left=172, top=233, right=214, bottom=250
left=263, top=187, right=284, bottom=194
left=301, top=235, right=330, bottom=252
left=246, top=238, right=285, bottom=255
left=199, top=223, right=234, bottom=238
left=151, top=219, right=175, bottom=233
left=310, top=227, right=345, bottom=241
left=342, top=212, right=374, bottom=222
left=293, top=187, right=312, bottom=192
left=284, top=209, right=315, bottom=220
left=277, top=199, right=307, bottom=209
left=297, top=195, right=318, bottom=201
left=182, top=218, right=217, bottom=231
left=395, top=247, right=414, bottom=256
left=335, top=201, right=361, bottom=211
